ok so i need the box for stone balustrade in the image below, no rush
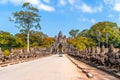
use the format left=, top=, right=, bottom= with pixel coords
left=67, top=44, right=120, bottom=71
left=0, top=47, right=52, bottom=67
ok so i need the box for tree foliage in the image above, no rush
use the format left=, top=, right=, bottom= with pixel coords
left=11, top=2, right=41, bottom=53
left=69, top=29, right=79, bottom=38
left=0, top=31, right=15, bottom=50
left=4, top=50, right=10, bottom=56
left=13, top=3, right=41, bottom=31
left=67, top=36, right=96, bottom=50
left=77, top=29, right=89, bottom=37
left=69, top=21, right=120, bottom=49
left=0, top=31, right=54, bottom=50
left=88, top=21, right=120, bottom=47
left=41, top=37, right=54, bottom=48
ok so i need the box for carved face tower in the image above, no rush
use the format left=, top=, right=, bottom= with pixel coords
left=52, top=31, right=67, bottom=54
left=58, top=31, right=63, bottom=43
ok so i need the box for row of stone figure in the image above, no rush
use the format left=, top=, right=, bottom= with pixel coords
left=68, top=44, right=120, bottom=71
left=0, top=48, right=51, bottom=64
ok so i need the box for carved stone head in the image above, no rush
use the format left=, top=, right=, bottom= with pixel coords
left=109, top=44, right=114, bottom=53
left=101, top=45, right=105, bottom=53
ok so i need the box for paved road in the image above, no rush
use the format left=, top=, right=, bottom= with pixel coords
left=0, top=54, right=82, bottom=80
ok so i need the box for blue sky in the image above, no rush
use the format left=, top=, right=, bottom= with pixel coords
left=0, top=0, right=120, bottom=37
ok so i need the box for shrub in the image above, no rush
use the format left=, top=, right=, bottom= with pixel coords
left=4, top=50, right=10, bottom=56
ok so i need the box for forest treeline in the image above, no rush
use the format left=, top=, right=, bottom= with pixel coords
left=1, top=21, right=120, bottom=51
left=68, top=21, right=120, bottom=50
left=0, top=30, right=54, bottom=50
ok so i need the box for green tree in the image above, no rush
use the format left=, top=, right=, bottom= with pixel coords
left=30, top=31, right=43, bottom=47
left=77, top=29, right=89, bottom=37
left=88, top=21, right=120, bottom=47
left=4, top=50, right=10, bottom=56
left=69, top=21, right=120, bottom=50
left=11, top=2, right=41, bottom=53
left=15, top=33, right=26, bottom=46
left=67, top=36, right=95, bottom=50
left=69, top=29, right=79, bottom=38
left=41, top=37, right=54, bottom=48
left=0, top=31, right=14, bottom=50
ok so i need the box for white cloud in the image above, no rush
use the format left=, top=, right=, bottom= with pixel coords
left=103, top=0, right=120, bottom=5
left=81, top=4, right=92, bottom=13
left=103, top=0, right=120, bottom=12
left=38, top=3, right=55, bottom=12
left=0, top=0, right=55, bottom=12
left=103, top=0, right=115, bottom=5
left=65, top=0, right=102, bottom=13
left=59, top=0, right=66, bottom=6
left=43, top=0, right=50, bottom=3
left=81, top=18, right=96, bottom=23
left=81, top=3, right=102, bottom=13
left=68, top=0, right=75, bottom=5
left=91, top=18, right=96, bottom=23
left=0, top=0, right=103, bottom=13
left=114, top=3, right=120, bottom=11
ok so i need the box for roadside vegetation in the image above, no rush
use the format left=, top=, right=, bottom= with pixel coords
left=0, top=30, right=54, bottom=51
left=68, top=21, right=120, bottom=50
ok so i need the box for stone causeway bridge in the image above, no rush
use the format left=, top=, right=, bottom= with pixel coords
left=0, top=32, right=120, bottom=80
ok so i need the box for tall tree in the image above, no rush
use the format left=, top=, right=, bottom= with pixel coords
left=11, top=2, right=41, bottom=53
left=88, top=21, right=120, bottom=47
left=77, top=29, right=89, bottom=37
left=69, top=29, right=79, bottom=38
